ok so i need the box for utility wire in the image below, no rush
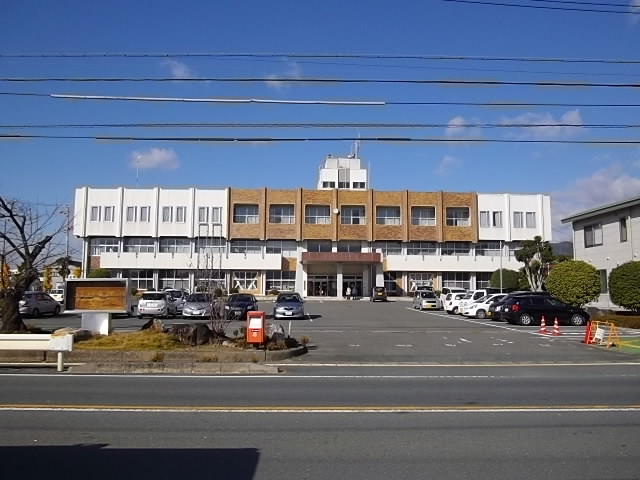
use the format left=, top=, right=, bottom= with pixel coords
left=440, top=0, right=640, bottom=14
left=1, top=133, right=639, bottom=145
left=2, top=91, right=639, bottom=108
left=2, top=77, right=640, bottom=87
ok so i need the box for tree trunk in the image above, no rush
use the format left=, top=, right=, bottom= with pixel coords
left=0, top=290, right=27, bottom=332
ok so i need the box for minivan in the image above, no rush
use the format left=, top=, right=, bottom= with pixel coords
left=439, top=287, right=466, bottom=305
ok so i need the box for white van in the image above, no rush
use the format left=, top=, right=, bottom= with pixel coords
left=439, top=287, right=466, bottom=306
left=49, top=288, right=64, bottom=303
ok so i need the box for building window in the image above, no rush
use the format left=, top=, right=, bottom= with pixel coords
left=476, top=241, right=501, bottom=256
left=441, top=242, right=471, bottom=256
left=194, top=270, right=226, bottom=291
left=407, top=241, right=437, bottom=255
left=337, top=241, right=362, bottom=253
left=266, top=240, right=297, bottom=256
left=198, top=207, right=209, bottom=223
left=376, top=206, right=401, bottom=225
left=90, top=206, right=101, bottom=222
left=446, top=207, right=470, bottom=226
left=353, top=182, right=366, bottom=189
left=266, top=271, right=296, bottom=292
left=305, top=205, right=331, bottom=224
left=233, top=204, right=259, bottom=224
left=162, top=206, right=173, bottom=223
left=476, top=272, right=492, bottom=289
left=442, top=271, right=471, bottom=290
left=372, top=241, right=402, bottom=256
left=408, top=273, right=434, bottom=292
left=341, top=205, right=366, bottom=225
left=338, top=182, right=349, bottom=189
left=620, top=217, right=628, bottom=242
left=322, top=181, right=336, bottom=188
left=140, top=206, right=150, bottom=223
left=232, top=271, right=258, bottom=290
left=160, top=237, right=191, bottom=254
left=584, top=223, right=603, bottom=248
left=103, top=206, right=114, bottom=222
left=526, top=211, right=536, bottom=228
left=306, top=240, right=331, bottom=252
left=411, top=206, right=436, bottom=226
left=599, top=269, right=608, bottom=293
left=508, top=242, right=521, bottom=257
left=513, top=211, right=523, bottom=228
left=384, top=272, right=398, bottom=294
left=124, top=238, right=155, bottom=253
left=492, top=211, right=503, bottom=228
left=479, top=211, right=490, bottom=228
left=269, top=204, right=295, bottom=224
left=126, top=206, right=136, bottom=222
left=211, top=207, right=222, bottom=224
left=158, top=269, right=190, bottom=291
left=230, top=240, right=262, bottom=254
left=196, top=237, right=226, bottom=255
left=124, top=269, right=154, bottom=291
left=89, top=237, right=119, bottom=255
left=175, top=206, right=186, bottom=223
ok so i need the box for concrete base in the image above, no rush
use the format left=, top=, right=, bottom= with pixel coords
left=81, top=312, right=112, bottom=335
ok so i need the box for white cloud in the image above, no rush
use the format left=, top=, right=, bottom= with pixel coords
left=129, top=148, right=179, bottom=170
left=499, top=110, right=583, bottom=139
left=444, top=115, right=483, bottom=138
left=435, top=155, right=461, bottom=176
left=266, top=62, right=302, bottom=89
left=630, top=0, right=640, bottom=24
left=160, top=59, right=192, bottom=79
left=551, top=164, right=640, bottom=240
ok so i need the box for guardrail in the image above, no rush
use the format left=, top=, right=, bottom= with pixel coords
left=0, top=333, right=74, bottom=372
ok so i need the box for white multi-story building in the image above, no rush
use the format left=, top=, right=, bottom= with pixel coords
left=73, top=154, right=551, bottom=297
left=561, top=195, right=640, bottom=308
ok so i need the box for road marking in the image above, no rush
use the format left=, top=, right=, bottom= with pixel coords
left=395, top=344, right=413, bottom=348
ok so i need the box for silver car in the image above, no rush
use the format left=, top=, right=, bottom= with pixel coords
left=182, top=293, right=214, bottom=319
left=273, top=292, right=305, bottom=319
left=19, top=291, right=61, bottom=317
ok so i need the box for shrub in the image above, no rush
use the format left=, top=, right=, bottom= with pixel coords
left=229, top=286, right=240, bottom=294
left=544, top=260, right=600, bottom=307
left=214, top=287, right=223, bottom=298
left=609, top=261, right=640, bottom=314
left=490, top=269, right=521, bottom=290
left=87, top=268, right=111, bottom=278
left=299, top=335, right=310, bottom=346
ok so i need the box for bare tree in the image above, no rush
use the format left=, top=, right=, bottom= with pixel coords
left=0, top=197, right=67, bottom=332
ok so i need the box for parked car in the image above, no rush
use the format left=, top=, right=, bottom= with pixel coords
left=164, top=288, right=189, bottom=314
left=462, top=293, right=506, bottom=319
left=492, top=291, right=550, bottom=321
left=439, top=287, right=466, bottom=305
left=49, top=288, right=65, bottom=304
left=501, top=294, right=589, bottom=326
left=458, top=289, right=503, bottom=315
left=453, top=292, right=474, bottom=314
left=412, top=290, right=442, bottom=310
left=444, top=292, right=467, bottom=314
left=370, top=286, right=388, bottom=302
left=137, top=291, right=177, bottom=319
left=225, top=293, right=258, bottom=320
left=19, top=291, right=61, bottom=317
left=182, top=293, right=214, bottom=319
left=273, top=292, right=305, bottom=319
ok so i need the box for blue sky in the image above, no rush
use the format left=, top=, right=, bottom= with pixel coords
left=2, top=0, right=640, bottom=242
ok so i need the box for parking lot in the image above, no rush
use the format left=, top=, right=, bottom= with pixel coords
left=21, top=297, right=639, bottom=365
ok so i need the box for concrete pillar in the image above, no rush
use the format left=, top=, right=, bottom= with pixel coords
left=337, top=263, right=344, bottom=299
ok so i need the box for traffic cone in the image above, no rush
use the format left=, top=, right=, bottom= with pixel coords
left=552, top=317, right=560, bottom=336
left=539, top=315, right=548, bottom=335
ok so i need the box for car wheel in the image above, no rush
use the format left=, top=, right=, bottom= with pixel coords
left=53, top=305, right=60, bottom=316
left=518, top=313, right=533, bottom=326
left=32, top=308, right=40, bottom=318
left=452, top=307, right=458, bottom=314
left=569, top=314, right=586, bottom=326
left=476, top=309, right=486, bottom=319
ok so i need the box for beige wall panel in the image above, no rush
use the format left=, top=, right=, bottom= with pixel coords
left=229, top=188, right=266, bottom=240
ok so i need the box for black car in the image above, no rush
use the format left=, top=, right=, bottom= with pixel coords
left=490, top=291, right=550, bottom=321
left=224, top=293, right=258, bottom=320
left=501, top=294, right=589, bottom=326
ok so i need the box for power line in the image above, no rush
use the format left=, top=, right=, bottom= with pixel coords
left=2, top=133, right=639, bottom=145
left=2, top=77, right=640, bottom=87
left=440, top=0, right=640, bottom=14
left=2, top=52, right=640, bottom=64
left=2, top=91, right=640, bottom=108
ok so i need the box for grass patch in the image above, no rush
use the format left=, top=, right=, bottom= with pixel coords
left=74, top=330, right=183, bottom=351
left=615, top=338, right=640, bottom=354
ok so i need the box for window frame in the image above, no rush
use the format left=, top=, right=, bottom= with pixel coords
left=375, top=206, right=401, bottom=226
left=525, top=211, right=536, bottom=228
left=479, top=211, right=490, bottom=228
left=304, top=205, right=331, bottom=225
left=90, top=206, right=101, bottom=222
left=446, top=207, right=470, bottom=227
left=269, top=204, right=295, bottom=224
left=340, top=205, right=366, bottom=225
left=126, top=206, right=137, bottom=222
left=620, top=217, right=628, bottom=243
left=513, top=211, right=523, bottom=228
left=584, top=223, right=603, bottom=248
left=411, top=206, right=436, bottom=226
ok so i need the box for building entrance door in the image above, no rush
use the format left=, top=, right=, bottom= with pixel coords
left=343, top=275, right=363, bottom=299
left=307, top=276, right=337, bottom=297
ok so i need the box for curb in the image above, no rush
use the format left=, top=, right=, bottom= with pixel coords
left=69, top=362, right=282, bottom=374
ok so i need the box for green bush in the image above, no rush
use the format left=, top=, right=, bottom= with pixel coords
left=609, top=261, right=640, bottom=314
left=87, top=268, right=111, bottom=278
left=490, top=269, right=521, bottom=290
left=229, top=286, right=240, bottom=294
left=544, top=260, right=600, bottom=307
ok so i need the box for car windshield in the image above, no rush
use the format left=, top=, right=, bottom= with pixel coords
left=142, top=292, right=165, bottom=300
left=187, top=294, right=211, bottom=303
left=477, top=295, right=490, bottom=303
left=277, top=294, right=302, bottom=303
left=420, top=291, right=436, bottom=298
left=229, top=294, right=253, bottom=303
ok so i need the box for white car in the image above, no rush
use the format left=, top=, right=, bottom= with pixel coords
left=137, top=291, right=177, bottom=319
left=49, top=288, right=64, bottom=303
left=462, top=293, right=507, bottom=319
left=439, top=287, right=466, bottom=306
left=444, top=292, right=467, bottom=314
left=412, top=290, right=442, bottom=310
left=455, top=293, right=474, bottom=315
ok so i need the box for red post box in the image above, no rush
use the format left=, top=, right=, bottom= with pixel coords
left=246, top=311, right=265, bottom=344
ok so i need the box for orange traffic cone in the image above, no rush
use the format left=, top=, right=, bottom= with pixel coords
left=552, top=317, right=560, bottom=336
left=539, top=315, right=548, bottom=335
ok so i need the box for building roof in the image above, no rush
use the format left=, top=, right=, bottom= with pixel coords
left=561, top=195, right=640, bottom=224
